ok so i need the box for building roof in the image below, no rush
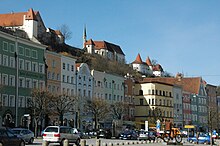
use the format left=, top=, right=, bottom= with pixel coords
left=0, top=8, right=38, bottom=27
left=132, top=53, right=143, bottom=64
left=85, top=40, right=125, bottom=55
left=139, top=76, right=203, bottom=94
left=146, top=56, right=152, bottom=66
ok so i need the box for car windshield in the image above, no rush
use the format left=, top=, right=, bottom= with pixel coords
left=45, top=127, right=58, bottom=132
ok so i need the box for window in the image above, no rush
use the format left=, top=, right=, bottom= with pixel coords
left=63, top=63, right=66, bottom=70
left=18, top=46, right=24, bottom=55
left=19, top=96, right=24, bottom=107
left=71, top=77, right=74, bottom=84
left=19, top=59, right=24, bottom=69
left=9, top=57, right=15, bottom=68
left=9, top=43, right=15, bottom=53
left=52, top=72, right=55, bottom=80
left=32, top=50, right=38, bottom=59
left=71, top=65, right=74, bottom=71
left=3, top=55, right=8, bottom=66
left=52, top=60, right=56, bottom=68
left=67, top=64, right=70, bottom=71
left=33, top=80, right=38, bottom=88
left=25, top=60, right=31, bottom=71
left=67, top=76, right=69, bottom=83
left=39, top=64, right=44, bottom=73
left=19, top=77, right=24, bottom=87
left=9, top=95, right=15, bottom=107
left=140, top=99, right=144, bottom=105
left=9, top=75, right=15, bottom=86
left=2, top=94, right=8, bottom=106
left=32, top=62, right=38, bottom=72
left=25, top=48, right=31, bottom=57
left=63, top=75, right=65, bottom=82
left=26, top=78, right=31, bottom=88
left=57, top=74, right=60, bottom=81
left=3, top=42, right=8, bottom=51
left=2, top=74, right=8, bottom=85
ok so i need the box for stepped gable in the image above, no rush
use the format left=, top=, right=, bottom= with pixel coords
left=132, top=53, right=143, bottom=64
left=0, top=8, right=38, bottom=26
left=146, top=56, right=152, bottom=66
left=140, top=76, right=202, bottom=94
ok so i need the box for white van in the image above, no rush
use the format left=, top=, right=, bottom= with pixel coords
left=43, top=126, right=80, bottom=146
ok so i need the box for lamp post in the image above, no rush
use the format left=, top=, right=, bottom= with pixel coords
left=15, top=37, right=19, bottom=127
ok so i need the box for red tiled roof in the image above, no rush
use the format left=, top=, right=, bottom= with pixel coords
left=146, top=56, right=152, bottom=66
left=140, top=77, right=202, bottom=94
left=85, top=39, right=95, bottom=45
left=0, top=8, right=37, bottom=27
left=85, top=40, right=125, bottom=55
left=132, top=53, right=143, bottom=64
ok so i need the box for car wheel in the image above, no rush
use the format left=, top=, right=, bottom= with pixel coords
left=20, top=141, right=25, bottom=146
left=28, top=137, right=34, bottom=144
left=75, top=138, right=80, bottom=146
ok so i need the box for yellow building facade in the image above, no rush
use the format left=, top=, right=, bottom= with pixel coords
left=134, top=80, right=174, bottom=130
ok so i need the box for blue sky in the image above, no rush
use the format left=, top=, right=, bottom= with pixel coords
left=1, top=0, right=220, bottom=86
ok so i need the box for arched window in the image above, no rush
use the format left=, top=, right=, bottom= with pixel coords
left=139, top=90, right=143, bottom=95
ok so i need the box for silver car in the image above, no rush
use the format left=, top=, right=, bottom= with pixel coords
left=43, top=126, right=80, bottom=146
left=11, top=128, right=34, bottom=144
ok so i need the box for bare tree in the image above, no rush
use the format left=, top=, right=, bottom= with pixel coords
left=149, top=107, right=163, bottom=126
left=84, top=98, right=110, bottom=129
left=29, top=89, right=53, bottom=137
left=57, top=24, right=72, bottom=41
left=110, top=102, right=128, bottom=120
left=49, top=94, right=77, bottom=126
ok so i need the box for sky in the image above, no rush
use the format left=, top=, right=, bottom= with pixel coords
left=1, top=0, right=220, bottom=86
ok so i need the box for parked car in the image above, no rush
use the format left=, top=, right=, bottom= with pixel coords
left=97, top=129, right=112, bottom=139
left=137, top=130, right=156, bottom=141
left=11, top=128, right=34, bottom=144
left=119, top=129, right=138, bottom=140
left=0, top=127, right=25, bottom=146
left=187, top=132, right=213, bottom=144
left=43, top=126, right=80, bottom=146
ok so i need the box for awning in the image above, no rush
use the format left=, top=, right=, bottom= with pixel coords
left=184, top=125, right=195, bottom=129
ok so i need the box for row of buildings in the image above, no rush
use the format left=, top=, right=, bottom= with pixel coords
left=0, top=8, right=219, bottom=133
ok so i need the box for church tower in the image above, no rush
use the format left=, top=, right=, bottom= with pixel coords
left=83, top=25, right=87, bottom=48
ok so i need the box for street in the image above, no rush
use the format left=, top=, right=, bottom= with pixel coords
left=29, top=138, right=220, bottom=146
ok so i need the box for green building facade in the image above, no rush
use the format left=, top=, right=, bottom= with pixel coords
left=0, top=29, right=46, bottom=128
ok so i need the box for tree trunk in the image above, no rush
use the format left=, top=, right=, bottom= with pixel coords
left=34, top=118, right=38, bottom=138
left=59, top=113, right=63, bottom=126
left=94, top=115, right=98, bottom=130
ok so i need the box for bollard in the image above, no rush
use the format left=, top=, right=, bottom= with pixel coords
left=80, top=139, right=86, bottom=146
left=96, top=139, right=101, bottom=146
left=63, top=139, right=69, bottom=146
left=42, top=141, right=49, bottom=146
